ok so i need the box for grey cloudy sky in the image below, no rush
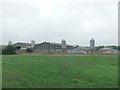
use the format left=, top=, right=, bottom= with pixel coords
left=0, top=0, right=118, bottom=46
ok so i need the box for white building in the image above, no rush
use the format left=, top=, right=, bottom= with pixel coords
left=99, top=48, right=119, bottom=54
left=61, top=39, right=66, bottom=51
left=31, top=40, right=35, bottom=48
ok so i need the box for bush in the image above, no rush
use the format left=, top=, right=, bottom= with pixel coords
left=2, top=45, right=16, bottom=55
left=95, top=46, right=104, bottom=50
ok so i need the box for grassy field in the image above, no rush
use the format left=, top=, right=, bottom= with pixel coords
left=2, top=55, right=118, bottom=88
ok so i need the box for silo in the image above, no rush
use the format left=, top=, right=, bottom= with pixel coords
left=8, top=41, right=12, bottom=45
left=61, top=39, right=66, bottom=50
left=90, top=38, right=95, bottom=49
left=31, top=40, right=35, bottom=48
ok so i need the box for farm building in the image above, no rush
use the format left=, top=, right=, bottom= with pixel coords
left=67, top=47, right=90, bottom=54
left=33, top=41, right=74, bottom=52
left=11, top=40, right=74, bottom=52
left=13, top=42, right=31, bottom=50
left=99, top=48, right=119, bottom=54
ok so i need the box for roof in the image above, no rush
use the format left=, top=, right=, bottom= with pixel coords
left=35, top=42, right=73, bottom=47
left=100, top=48, right=118, bottom=51
left=13, top=42, right=31, bottom=46
left=69, top=47, right=90, bottom=51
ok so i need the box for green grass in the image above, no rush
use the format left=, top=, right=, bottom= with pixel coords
left=2, top=55, right=118, bottom=88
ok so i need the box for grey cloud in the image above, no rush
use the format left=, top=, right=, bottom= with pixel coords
left=1, top=2, right=118, bottom=46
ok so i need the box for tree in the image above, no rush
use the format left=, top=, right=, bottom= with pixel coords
left=95, top=46, right=104, bottom=50
left=2, top=45, right=16, bottom=55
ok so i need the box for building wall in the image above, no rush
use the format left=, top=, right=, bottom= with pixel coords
left=100, top=49, right=119, bottom=54
left=67, top=49, right=87, bottom=54
left=34, top=43, right=61, bottom=51
left=66, top=46, right=74, bottom=50
left=34, top=43, right=74, bottom=51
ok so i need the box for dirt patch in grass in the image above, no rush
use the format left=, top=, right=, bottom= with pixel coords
left=4, top=73, right=23, bottom=81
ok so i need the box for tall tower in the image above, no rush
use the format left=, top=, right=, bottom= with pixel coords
left=31, top=40, right=35, bottom=48
left=8, top=41, right=12, bottom=45
left=90, top=38, right=95, bottom=50
left=61, top=39, right=66, bottom=51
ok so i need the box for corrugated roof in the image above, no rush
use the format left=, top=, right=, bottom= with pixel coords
left=100, top=48, right=118, bottom=51
left=35, top=42, right=73, bottom=47
left=73, top=47, right=90, bottom=51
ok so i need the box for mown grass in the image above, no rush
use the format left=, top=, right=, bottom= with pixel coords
left=2, top=55, right=118, bottom=88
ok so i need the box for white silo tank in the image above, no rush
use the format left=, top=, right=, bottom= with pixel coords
left=31, top=40, right=35, bottom=48
left=90, top=38, right=95, bottom=49
left=61, top=39, right=66, bottom=50
left=8, top=41, right=12, bottom=45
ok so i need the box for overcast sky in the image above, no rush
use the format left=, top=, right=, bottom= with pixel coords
left=0, top=0, right=118, bottom=46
